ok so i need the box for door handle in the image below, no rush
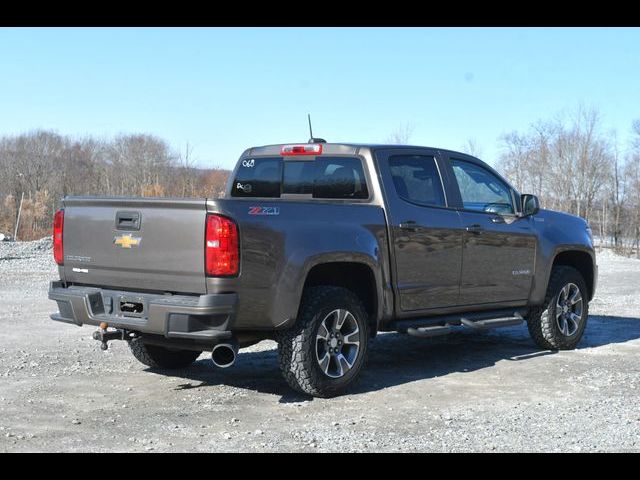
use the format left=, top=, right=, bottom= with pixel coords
left=465, top=224, right=483, bottom=234
left=399, top=221, right=419, bottom=232
left=491, top=216, right=505, bottom=224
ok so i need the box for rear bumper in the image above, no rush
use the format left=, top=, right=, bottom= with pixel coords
left=48, top=281, right=236, bottom=342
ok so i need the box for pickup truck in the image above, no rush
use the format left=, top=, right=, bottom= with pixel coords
left=49, top=142, right=597, bottom=397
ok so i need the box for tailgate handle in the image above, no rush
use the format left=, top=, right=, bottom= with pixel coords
left=116, top=211, right=141, bottom=231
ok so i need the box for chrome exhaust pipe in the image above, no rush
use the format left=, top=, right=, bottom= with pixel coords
left=211, top=342, right=237, bottom=368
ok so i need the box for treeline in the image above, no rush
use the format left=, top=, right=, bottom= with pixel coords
left=496, top=107, right=640, bottom=257
left=0, top=131, right=230, bottom=241
left=2, top=108, right=640, bottom=257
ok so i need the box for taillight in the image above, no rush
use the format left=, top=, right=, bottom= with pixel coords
left=205, top=214, right=239, bottom=277
left=53, top=209, right=64, bottom=265
left=281, top=144, right=323, bottom=156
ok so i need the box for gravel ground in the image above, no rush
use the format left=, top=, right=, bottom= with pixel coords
left=0, top=240, right=639, bottom=452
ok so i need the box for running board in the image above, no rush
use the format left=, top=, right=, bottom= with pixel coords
left=460, top=313, right=524, bottom=330
left=398, top=310, right=526, bottom=338
left=406, top=326, right=452, bottom=338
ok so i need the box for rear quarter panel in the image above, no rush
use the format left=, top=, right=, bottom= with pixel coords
left=205, top=199, right=391, bottom=330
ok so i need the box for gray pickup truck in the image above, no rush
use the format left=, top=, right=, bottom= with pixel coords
left=49, top=142, right=597, bottom=397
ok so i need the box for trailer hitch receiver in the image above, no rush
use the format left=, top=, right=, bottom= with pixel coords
left=92, top=324, right=137, bottom=350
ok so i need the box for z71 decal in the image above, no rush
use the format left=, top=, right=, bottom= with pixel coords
left=248, top=206, right=280, bottom=216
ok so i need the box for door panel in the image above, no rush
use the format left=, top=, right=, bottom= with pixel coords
left=393, top=210, right=463, bottom=310
left=445, top=156, right=537, bottom=305
left=458, top=211, right=536, bottom=304
left=376, top=149, right=463, bottom=312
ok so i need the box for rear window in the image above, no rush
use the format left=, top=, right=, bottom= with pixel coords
left=388, top=155, right=446, bottom=207
left=231, top=156, right=369, bottom=199
left=232, top=157, right=282, bottom=197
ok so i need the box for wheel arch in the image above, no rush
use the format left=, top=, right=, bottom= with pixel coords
left=551, top=249, right=595, bottom=301
left=300, top=261, right=380, bottom=336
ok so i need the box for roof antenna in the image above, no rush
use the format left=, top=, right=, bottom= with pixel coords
left=307, top=114, right=326, bottom=144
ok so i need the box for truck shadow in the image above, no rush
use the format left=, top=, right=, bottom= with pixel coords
left=160, top=314, right=640, bottom=401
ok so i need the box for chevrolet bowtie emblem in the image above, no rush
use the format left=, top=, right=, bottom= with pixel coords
left=113, top=234, right=141, bottom=249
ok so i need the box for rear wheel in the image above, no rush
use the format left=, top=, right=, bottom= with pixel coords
left=277, top=286, right=369, bottom=398
left=527, top=266, right=589, bottom=350
left=128, top=337, right=202, bottom=369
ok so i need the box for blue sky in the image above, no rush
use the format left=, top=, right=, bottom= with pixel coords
left=0, top=27, right=638, bottom=169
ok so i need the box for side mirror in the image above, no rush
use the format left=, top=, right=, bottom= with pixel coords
left=521, top=194, right=540, bottom=216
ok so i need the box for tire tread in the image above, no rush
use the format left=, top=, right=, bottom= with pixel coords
left=277, top=286, right=368, bottom=398
left=128, top=338, right=201, bottom=369
left=527, top=265, right=588, bottom=350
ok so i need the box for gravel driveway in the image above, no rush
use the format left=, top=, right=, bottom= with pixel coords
left=1, top=240, right=639, bottom=452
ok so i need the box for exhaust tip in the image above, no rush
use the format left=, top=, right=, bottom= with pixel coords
left=211, top=343, right=237, bottom=368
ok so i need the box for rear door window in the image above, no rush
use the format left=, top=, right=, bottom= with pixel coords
left=388, top=155, right=446, bottom=207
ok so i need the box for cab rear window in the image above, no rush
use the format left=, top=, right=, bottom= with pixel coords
left=231, top=157, right=369, bottom=199
left=232, top=158, right=282, bottom=197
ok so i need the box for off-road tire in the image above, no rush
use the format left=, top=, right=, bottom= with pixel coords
left=128, top=337, right=202, bottom=369
left=527, top=266, right=589, bottom=350
left=277, top=286, right=370, bottom=398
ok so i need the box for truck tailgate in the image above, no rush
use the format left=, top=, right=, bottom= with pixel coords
left=62, top=197, right=207, bottom=294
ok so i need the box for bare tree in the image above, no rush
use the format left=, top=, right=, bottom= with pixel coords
left=633, top=119, right=640, bottom=149
left=105, top=134, right=176, bottom=197
left=0, top=130, right=230, bottom=240
left=385, top=123, right=415, bottom=145
left=176, top=142, right=197, bottom=197
left=460, top=138, right=483, bottom=158
left=497, top=106, right=613, bottom=224
left=624, top=120, right=640, bottom=256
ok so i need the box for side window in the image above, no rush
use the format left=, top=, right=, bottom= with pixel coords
left=388, top=155, right=446, bottom=207
left=451, top=159, right=514, bottom=215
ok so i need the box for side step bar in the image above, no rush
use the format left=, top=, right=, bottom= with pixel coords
left=460, top=314, right=524, bottom=330
left=407, top=326, right=452, bottom=338
left=394, top=310, right=526, bottom=338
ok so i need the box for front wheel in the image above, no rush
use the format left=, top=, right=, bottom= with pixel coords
left=527, top=266, right=589, bottom=350
left=277, top=286, right=369, bottom=398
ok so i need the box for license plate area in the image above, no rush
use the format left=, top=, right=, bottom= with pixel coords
left=118, top=295, right=146, bottom=317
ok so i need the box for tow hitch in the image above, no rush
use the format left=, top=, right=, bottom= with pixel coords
left=92, top=322, right=137, bottom=350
